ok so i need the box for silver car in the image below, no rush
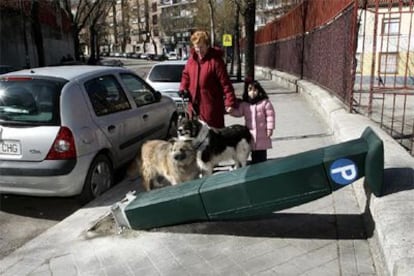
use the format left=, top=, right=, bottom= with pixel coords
left=0, top=65, right=178, bottom=203
left=145, top=60, right=188, bottom=114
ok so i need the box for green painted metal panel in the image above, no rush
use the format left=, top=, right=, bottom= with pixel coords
left=322, top=127, right=384, bottom=196
left=323, top=138, right=367, bottom=191
left=124, top=177, right=208, bottom=229
left=116, top=127, right=384, bottom=230
left=200, top=148, right=331, bottom=219
left=361, top=127, right=384, bottom=196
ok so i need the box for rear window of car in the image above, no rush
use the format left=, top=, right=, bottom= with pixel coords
left=148, top=64, right=185, bottom=82
left=0, top=78, right=64, bottom=125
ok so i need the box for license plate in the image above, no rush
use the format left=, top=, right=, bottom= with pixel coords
left=0, top=140, right=21, bottom=155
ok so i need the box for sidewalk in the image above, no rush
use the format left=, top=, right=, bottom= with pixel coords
left=0, top=76, right=412, bottom=275
left=258, top=68, right=414, bottom=275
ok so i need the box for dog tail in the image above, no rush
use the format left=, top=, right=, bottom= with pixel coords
left=126, top=157, right=141, bottom=180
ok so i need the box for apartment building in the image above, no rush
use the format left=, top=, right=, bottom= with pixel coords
left=256, top=0, right=301, bottom=29
left=103, top=0, right=197, bottom=56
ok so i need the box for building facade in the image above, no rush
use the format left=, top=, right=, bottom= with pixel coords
left=103, top=0, right=197, bottom=56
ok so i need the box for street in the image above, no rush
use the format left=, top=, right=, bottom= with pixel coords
left=0, top=58, right=154, bottom=260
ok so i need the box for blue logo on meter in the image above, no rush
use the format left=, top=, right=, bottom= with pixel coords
left=329, top=158, right=358, bottom=185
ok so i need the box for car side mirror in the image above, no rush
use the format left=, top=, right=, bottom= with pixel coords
left=154, top=91, right=162, bottom=102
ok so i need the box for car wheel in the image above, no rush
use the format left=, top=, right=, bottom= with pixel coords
left=166, top=115, right=178, bottom=139
left=78, top=154, right=113, bottom=204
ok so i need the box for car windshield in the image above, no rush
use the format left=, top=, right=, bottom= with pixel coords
left=0, top=78, right=65, bottom=125
left=148, top=64, right=184, bottom=82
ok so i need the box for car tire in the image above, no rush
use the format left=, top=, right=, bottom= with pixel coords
left=78, top=154, right=113, bottom=204
left=166, top=115, right=178, bottom=139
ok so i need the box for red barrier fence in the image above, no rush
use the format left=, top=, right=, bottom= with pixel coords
left=255, top=0, right=414, bottom=156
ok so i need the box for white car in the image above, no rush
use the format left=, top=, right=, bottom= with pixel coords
left=145, top=60, right=188, bottom=114
left=0, top=65, right=178, bottom=203
left=167, top=52, right=178, bottom=60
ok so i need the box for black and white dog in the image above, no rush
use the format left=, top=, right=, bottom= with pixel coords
left=177, top=117, right=252, bottom=176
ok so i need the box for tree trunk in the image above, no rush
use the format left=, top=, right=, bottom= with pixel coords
left=73, top=26, right=82, bottom=61
left=121, top=0, right=126, bottom=52
left=31, top=0, right=44, bottom=67
left=208, top=0, right=215, bottom=45
left=234, top=3, right=242, bottom=81
left=112, top=2, right=118, bottom=53
left=244, top=0, right=255, bottom=82
left=300, top=0, right=308, bottom=80
left=88, top=25, right=97, bottom=64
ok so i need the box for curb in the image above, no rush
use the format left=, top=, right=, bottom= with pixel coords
left=256, top=66, right=414, bottom=276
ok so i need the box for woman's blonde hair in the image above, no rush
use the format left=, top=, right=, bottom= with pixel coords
left=191, top=31, right=210, bottom=46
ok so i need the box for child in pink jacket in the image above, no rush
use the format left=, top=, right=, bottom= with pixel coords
left=230, top=80, right=275, bottom=164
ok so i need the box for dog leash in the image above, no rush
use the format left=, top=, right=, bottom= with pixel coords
left=180, top=91, right=199, bottom=120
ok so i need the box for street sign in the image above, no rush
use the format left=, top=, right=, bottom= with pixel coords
left=222, top=34, right=232, bottom=47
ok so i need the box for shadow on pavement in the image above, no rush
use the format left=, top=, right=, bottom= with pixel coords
left=0, top=194, right=81, bottom=221
left=382, top=167, right=414, bottom=195
left=151, top=212, right=370, bottom=240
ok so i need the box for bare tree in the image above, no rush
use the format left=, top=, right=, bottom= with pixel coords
left=207, top=0, right=216, bottom=45
left=233, top=3, right=242, bottom=81
left=87, top=1, right=112, bottom=64
left=62, top=0, right=112, bottom=61
left=235, top=0, right=256, bottom=83
left=30, top=0, right=45, bottom=67
left=112, top=1, right=118, bottom=53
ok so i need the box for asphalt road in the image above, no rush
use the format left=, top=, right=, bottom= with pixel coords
left=0, top=58, right=154, bottom=260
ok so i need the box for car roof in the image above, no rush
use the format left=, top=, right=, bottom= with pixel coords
left=152, top=60, right=187, bottom=66
left=1, top=65, right=131, bottom=81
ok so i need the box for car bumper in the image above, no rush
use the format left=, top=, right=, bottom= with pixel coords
left=0, top=159, right=76, bottom=176
left=0, top=156, right=93, bottom=197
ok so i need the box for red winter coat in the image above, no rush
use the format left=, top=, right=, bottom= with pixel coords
left=179, top=47, right=236, bottom=128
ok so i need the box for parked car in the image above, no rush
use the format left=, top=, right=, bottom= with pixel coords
left=145, top=60, right=188, bottom=114
left=139, top=53, right=148, bottom=59
left=97, top=59, right=124, bottom=67
left=146, top=54, right=155, bottom=60
left=131, top=52, right=142, bottom=59
left=167, top=52, right=178, bottom=60
left=152, top=54, right=168, bottom=61
left=0, top=65, right=178, bottom=203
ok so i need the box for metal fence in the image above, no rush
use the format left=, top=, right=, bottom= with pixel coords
left=353, top=0, right=414, bottom=155
left=254, top=0, right=414, bottom=156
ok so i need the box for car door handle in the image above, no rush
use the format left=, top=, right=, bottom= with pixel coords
left=142, top=114, right=149, bottom=120
left=107, top=125, right=116, bottom=132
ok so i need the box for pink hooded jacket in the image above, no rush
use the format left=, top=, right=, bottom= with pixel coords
left=231, top=99, right=275, bottom=150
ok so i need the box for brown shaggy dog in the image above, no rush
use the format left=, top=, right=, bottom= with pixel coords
left=133, top=138, right=200, bottom=191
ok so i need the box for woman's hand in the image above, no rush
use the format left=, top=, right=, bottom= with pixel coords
left=225, top=106, right=233, bottom=113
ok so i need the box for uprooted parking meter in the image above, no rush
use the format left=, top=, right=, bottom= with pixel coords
left=112, top=127, right=383, bottom=230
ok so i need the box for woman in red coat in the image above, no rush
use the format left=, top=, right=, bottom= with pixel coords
left=179, top=30, right=237, bottom=128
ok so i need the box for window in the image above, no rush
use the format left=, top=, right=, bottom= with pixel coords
left=379, top=52, right=398, bottom=74
left=148, top=64, right=185, bottom=82
left=382, top=17, right=400, bottom=35
left=85, top=75, right=130, bottom=116
left=119, top=73, right=156, bottom=107
left=0, top=79, right=63, bottom=125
